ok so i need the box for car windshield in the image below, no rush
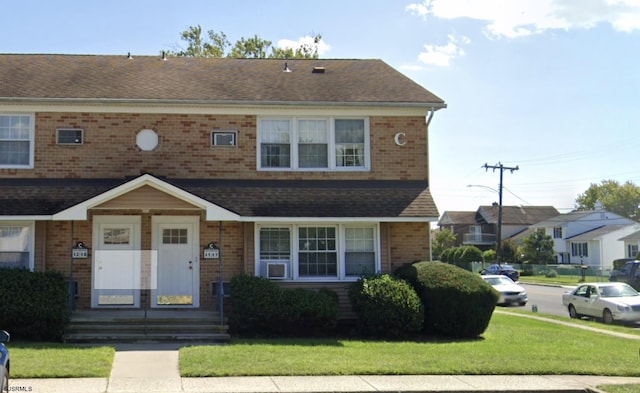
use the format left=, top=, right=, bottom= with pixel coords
left=598, top=284, right=640, bottom=298
left=484, top=277, right=514, bottom=286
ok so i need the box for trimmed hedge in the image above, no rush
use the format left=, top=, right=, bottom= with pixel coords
left=229, top=274, right=339, bottom=337
left=395, top=261, right=498, bottom=338
left=0, top=268, right=69, bottom=341
left=348, top=274, right=423, bottom=338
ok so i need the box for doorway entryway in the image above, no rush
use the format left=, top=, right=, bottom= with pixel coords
left=151, top=216, right=200, bottom=308
left=92, top=216, right=142, bottom=308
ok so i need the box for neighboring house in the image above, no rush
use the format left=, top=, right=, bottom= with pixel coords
left=0, top=54, right=445, bottom=317
left=620, top=230, right=640, bottom=259
left=529, top=209, right=639, bottom=270
left=438, top=205, right=559, bottom=250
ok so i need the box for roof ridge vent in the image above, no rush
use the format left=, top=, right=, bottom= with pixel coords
left=312, top=66, right=325, bottom=74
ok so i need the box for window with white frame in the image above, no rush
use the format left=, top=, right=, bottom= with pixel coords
left=553, top=227, right=562, bottom=239
left=0, top=222, right=34, bottom=269
left=298, top=226, right=337, bottom=277
left=0, top=114, right=34, bottom=168
left=344, top=227, right=375, bottom=276
left=257, top=224, right=378, bottom=280
left=258, top=117, right=369, bottom=170
left=571, top=242, right=588, bottom=257
left=335, top=119, right=365, bottom=168
left=628, top=244, right=638, bottom=258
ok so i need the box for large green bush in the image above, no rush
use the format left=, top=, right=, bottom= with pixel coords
left=229, top=274, right=338, bottom=337
left=348, top=274, right=423, bottom=338
left=395, top=262, right=498, bottom=338
left=0, top=268, right=69, bottom=341
left=460, top=246, right=483, bottom=263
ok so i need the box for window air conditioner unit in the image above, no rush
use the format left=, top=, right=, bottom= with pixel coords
left=266, top=262, right=288, bottom=279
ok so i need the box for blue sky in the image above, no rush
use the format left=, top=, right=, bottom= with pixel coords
left=2, top=0, right=640, bottom=217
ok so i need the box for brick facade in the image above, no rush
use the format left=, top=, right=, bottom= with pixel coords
left=0, top=113, right=428, bottom=181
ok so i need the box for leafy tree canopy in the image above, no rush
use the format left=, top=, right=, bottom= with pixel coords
left=431, top=228, right=456, bottom=260
left=168, top=25, right=323, bottom=59
left=520, top=230, right=555, bottom=264
left=575, top=179, right=640, bottom=220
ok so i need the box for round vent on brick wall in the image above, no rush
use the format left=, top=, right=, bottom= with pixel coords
left=136, top=129, right=159, bottom=151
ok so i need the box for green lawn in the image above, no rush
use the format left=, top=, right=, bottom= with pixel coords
left=179, top=313, right=640, bottom=377
left=518, top=274, right=605, bottom=285
left=9, top=342, right=114, bottom=378
left=7, top=309, right=640, bottom=382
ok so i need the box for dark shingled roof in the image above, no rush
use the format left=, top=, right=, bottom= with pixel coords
left=0, top=178, right=438, bottom=219
left=0, top=54, right=445, bottom=106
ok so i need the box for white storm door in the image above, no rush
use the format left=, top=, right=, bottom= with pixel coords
left=92, top=216, right=141, bottom=308
left=152, top=216, right=199, bottom=307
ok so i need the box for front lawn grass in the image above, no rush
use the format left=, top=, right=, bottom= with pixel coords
left=180, top=313, right=640, bottom=377
left=9, top=342, right=114, bottom=378
left=518, top=275, right=603, bottom=285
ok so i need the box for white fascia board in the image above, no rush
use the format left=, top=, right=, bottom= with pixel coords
left=244, top=216, right=437, bottom=223
left=0, top=101, right=435, bottom=117
left=0, top=215, right=52, bottom=221
left=53, top=174, right=239, bottom=221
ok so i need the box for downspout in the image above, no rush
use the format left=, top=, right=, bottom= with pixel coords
left=69, top=221, right=75, bottom=314
left=426, top=107, right=435, bottom=261
left=217, top=221, right=224, bottom=327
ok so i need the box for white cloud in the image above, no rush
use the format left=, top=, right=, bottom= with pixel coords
left=417, top=34, right=470, bottom=67
left=277, top=35, right=331, bottom=56
left=406, top=0, right=640, bottom=38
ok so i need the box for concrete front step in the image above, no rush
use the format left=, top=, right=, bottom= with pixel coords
left=63, top=332, right=231, bottom=343
left=63, top=309, right=230, bottom=344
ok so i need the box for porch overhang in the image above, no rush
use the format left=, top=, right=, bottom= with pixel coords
left=52, top=174, right=240, bottom=221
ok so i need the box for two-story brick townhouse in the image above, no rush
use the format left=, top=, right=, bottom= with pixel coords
left=0, top=54, right=445, bottom=317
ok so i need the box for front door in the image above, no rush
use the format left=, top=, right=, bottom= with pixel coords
left=152, top=216, right=199, bottom=307
left=92, top=216, right=142, bottom=308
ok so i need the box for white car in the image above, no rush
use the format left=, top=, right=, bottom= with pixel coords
left=0, top=330, right=8, bottom=393
left=562, top=282, right=640, bottom=324
left=482, top=275, right=527, bottom=306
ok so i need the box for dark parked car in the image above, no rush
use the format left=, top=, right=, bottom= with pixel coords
left=481, top=264, right=519, bottom=282
left=1, top=330, right=9, bottom=393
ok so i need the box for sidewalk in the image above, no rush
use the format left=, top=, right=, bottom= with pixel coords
left=12, top=373, right=640, bottom=393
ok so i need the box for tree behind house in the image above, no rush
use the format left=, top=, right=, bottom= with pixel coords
left=520, top=230, right=555, bottom=264
left=167, top=25, right=323, bottom=59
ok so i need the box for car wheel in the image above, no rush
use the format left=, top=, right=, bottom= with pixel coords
left=568, top=305, right=579, bottom=319
left=602, top=309, right=614, bottom=324
left=518, top=301, right=526, bottom=307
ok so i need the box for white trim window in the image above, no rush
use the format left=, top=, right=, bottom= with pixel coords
left=256, top=223, right=379, bottom=281
left=0, top=114, right=35, bottom=168
left=628, top=244, right=638, bottom=258
left=258, top=117, right=369, bottom=171
left=0, top=221, right=35, bottom=270
left=571, top=242, right=588, bottom=257
left=553, top=227, right=562, bottom=239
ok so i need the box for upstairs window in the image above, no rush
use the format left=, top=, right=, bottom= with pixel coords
left=335, top=119, right=365, bottom=167
left=57, top=128, right=84, bottom=145
left=0, top=114, right=34, bottom=168
left=553, top=227, right=562, bottom=239
left=258, top=117, right=369, bottom=171
left=260, top=119, right=291, bottom=168
left=211, top=130, right=237, bottom=146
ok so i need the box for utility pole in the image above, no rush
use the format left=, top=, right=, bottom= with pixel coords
left=483, top=162, right=519, bottom=265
